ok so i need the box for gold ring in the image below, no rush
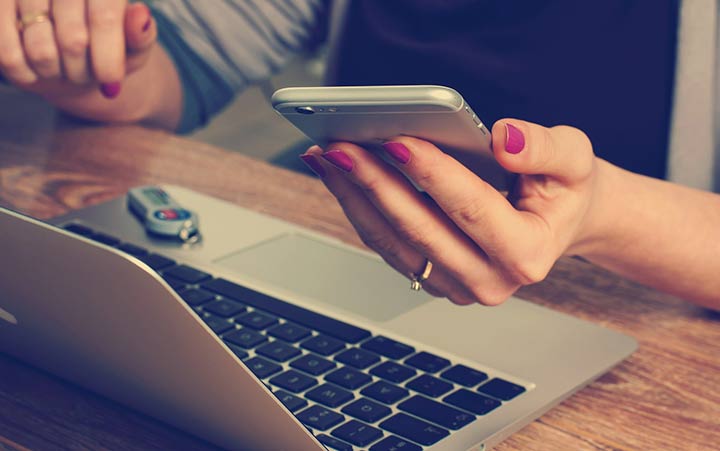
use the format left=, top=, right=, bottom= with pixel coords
left=410, top=259, right=433, bottom=291
left=17, top=11, right=52, bottom=32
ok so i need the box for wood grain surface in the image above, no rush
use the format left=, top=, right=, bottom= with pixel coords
left=0, top=116, right=718, bottom=451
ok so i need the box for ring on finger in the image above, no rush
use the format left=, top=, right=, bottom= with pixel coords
left=410, top=259, right=433, bottom=291
left=17, top=11, right=52, bottom=32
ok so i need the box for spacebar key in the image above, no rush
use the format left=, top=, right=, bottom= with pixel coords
left=202, top=278, right=371, bottom=343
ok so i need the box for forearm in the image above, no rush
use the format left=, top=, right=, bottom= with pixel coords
left=577, top=159, right=720, bottom=308
left=35, top=45, right=182, bottom=130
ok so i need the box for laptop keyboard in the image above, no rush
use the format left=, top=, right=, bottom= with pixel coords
left=62, top=223, right=527, bottom=450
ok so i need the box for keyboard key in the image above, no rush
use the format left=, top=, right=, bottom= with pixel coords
left=444, top=389, right=501, bottom=415
left=405, top=351, right=451, bottom=373
left=164, top=277, right=187, bottom=291
left=139, top=253, right=175, bottom=270
left=88, top=232, right=121, bottom=247
left=335, top=348, right=380, bottom=369
left=163, top=264, right=211, bottom=284
left=370, top=362, right=416, bottom=383
left=361, top=381, right=409, bottom=405
left=296, top=405, right=345, bottom=431
left=301, top=335, right=346, bottom=356
left=63, top=223, right=94, bottom=236
left=290, top=354, right=335, bottom=375
left=398, top=395, right=475, bottom=430
left=236, top=311, right=278, bottom=330
left=478, top=378, right=526, bottom=401
left=370, top=435, right=422, bottom=451
left=202, top=278, right=371, bottom=343
left=317, top=434, right=353, bottom=451
left=306, top=383, right=354, bottom=408
left=256, top=341, right=301, bottom=362
left=202, top=314, right=233, bottom=334
left=441, top=365, right=488, bottom=387
left=270, top=370, right=317, bottom=393
left=203, top=299, right=246, bottom=318
left=361, top=336, right=414, bottom=360
left=223, top=328, right=267, bottom=349
left=332, top=420, right=383, bottom=447
left=226, top=343, right=249, bottom=360
left=380, top=413, right=449, bottom=446
left=178, top=288, right=215, bottom=306
left=267, top=322, right=311, bottom=342
left=342, top=398, right=392, bottom=423
left=406, top=374, right=453, bottom=397
left=325, top=367, right=372, bottom=390
left=117, top=243, right=149, bottom=256
left=244, top=356, right=283, bottom=379
left=275, top=390, right=308, bottom=413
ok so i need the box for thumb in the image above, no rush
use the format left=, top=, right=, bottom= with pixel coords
left=125, top=2, right=156, bottom=53
left=491, top=119, right=595, bottom=184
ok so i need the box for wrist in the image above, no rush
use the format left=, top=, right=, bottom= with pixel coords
left=565, top=157, right=622, bottom=258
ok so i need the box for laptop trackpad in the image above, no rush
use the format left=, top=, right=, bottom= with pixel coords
left=214, top=234, right=433, bottom=322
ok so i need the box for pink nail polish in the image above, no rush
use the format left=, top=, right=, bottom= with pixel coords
left=505, top=123, right=525, bottom=154
left=382, top=142, right=411, bottom=164
left=299, top=154, right=326, bottom=177
left=100, top=82, right=122, bottom=99
left=322, top=150, right=353, bottom=172
left=142, top=18, right=153, bottom=32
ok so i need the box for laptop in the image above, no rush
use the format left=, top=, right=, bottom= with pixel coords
left=0, top=185, right=637, bottom=450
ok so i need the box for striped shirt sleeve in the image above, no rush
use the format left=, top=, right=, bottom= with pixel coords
left=148, top=0, right=328, bottom=133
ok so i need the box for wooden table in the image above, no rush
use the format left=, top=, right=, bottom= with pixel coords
left=0, top=111, right=718, bottom=451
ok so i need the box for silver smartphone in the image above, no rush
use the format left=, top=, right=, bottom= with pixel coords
left=271, top=85, right=508, bottom=189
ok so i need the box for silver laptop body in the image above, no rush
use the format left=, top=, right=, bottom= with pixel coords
left=0, top=186, right=636, bottom=450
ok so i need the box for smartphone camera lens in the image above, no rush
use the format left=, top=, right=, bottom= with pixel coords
left=295, top=106, right=315, bottom=115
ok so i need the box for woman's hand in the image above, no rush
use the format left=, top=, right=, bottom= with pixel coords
left=0, top=0, right=156, bottom=99
left=300, top=120, right=600, bottom=306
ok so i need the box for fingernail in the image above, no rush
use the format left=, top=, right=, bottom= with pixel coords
left=299, top=154, right=326, bottom=177
left=100, top=82, right=122, bottom=99
left=505, top=123, right=525, bottom=154
left=382, top=142, right=411, bottom=164
left=322, top=150, right=353, bottom=172
left=140, top=3, right=153, bottom=32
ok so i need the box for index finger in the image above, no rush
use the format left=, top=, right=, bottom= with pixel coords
left=88, top=0, right=126, bottom=84
left=0, top=0, right=37, bottom=84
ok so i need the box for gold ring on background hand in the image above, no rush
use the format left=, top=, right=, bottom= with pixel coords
left=17, top=11, right=52, bottom=32
left=410, top=259, right=433, bottom=291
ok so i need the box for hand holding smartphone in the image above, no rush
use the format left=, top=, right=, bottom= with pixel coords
left=271, top=85, right=508, bottom=189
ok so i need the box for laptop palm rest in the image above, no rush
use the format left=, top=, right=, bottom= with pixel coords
left=215, top=233, right=433, bottom=322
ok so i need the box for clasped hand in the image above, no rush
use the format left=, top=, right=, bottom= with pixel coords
left=0, top=0, right=154, bottom=97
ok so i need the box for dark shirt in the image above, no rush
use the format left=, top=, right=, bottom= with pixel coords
left=333, top=0, right=679, bottom=179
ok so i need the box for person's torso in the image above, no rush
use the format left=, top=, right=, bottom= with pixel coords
left=331, top=0, right=679, bottom=179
